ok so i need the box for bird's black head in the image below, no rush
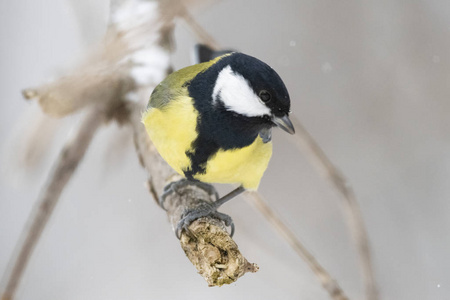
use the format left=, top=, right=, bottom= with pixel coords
left=210, top=53, right=295, bottom=134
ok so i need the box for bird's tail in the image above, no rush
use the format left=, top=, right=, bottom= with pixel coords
left=193, top=44, right=235, bottom=64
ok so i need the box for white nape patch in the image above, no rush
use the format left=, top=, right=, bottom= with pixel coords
left=212, top=65, right=271, bottom=117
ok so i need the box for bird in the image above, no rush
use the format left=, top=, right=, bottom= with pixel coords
left=142, top=47, right=294, bottom=237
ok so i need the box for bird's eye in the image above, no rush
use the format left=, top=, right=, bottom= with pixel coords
left=259, top=90, right=271, bottom=103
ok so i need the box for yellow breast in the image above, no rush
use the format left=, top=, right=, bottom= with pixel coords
left=195, top=137, right=272, bottom=190
left=142, top=96, right=199, bottom=175
left=142, top=96, right=273, bottom=190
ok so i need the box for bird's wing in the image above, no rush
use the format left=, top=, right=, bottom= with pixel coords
left=148, top=78, right=175, bottom=109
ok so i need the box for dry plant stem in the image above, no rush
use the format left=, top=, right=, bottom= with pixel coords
left=245, top=192, right=348, bottom=300
left=129, top=102, right=257, bottom=286
left=1, top=110, right=104, bottom=300
left=178, top=6, right=220, bottom=50
left=290, top=116, right=378, bottom=300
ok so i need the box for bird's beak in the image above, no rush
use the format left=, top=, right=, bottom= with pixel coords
left=272, top=114, right=295, bottom=134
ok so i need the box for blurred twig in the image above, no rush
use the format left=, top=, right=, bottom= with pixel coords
left=1, top=110, right=104, bottom=300
left=7, top=105, right=60, bottom=171
left=245, top=192, right=348, bottom=300
left=178, top=5, right=220, bottom=50
left=289, top=116, right=378, bottom=300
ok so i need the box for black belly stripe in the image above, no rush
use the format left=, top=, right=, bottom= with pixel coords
left=182, top=110, right=261, bottom=180
left=183, top=135, right=219, bottom=180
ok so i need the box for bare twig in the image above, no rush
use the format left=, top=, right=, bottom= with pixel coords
left=7, top=105, right=60, bottom=170
left=1, top=110, right=104, bottom=300
left=245, top=192, right=348, bottom=300
left=163, top=182, right=259, bottom=286
left=178, top=6, right=220, bottom=50
left=289, top=116, right=378, bottom=300
left=129, top=101, right=258, bottom=285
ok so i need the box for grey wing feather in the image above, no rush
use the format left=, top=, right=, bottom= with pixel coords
left=148, top=82, right=173, bottom=109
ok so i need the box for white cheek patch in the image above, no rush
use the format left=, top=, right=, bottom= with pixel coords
left=212, top=65, right=271, bottom=117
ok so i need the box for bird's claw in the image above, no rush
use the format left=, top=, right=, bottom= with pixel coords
left=160, top=179, right=234, bottom=238
left=175, top=202, right=235, bottom=239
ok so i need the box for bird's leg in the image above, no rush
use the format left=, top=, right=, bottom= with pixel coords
left=176, top=186, right=245, bottom=239
left=213, top=185, right=245, bottom=208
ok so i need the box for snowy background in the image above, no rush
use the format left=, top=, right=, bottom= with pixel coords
left=1, top=0, right=450, bottom=299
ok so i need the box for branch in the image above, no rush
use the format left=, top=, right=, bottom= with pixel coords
left=178, top=5, right=221, bottom=51
left=245, top=192, right=348, bottom=300
left=129, top=101, right=258, bottom=286
left=1, top=109, right=104, bottom=300
left=289, top=116, right=378, bottom=300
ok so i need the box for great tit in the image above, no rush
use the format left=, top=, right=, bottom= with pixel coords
left=142, top=50, right=294, bottom=235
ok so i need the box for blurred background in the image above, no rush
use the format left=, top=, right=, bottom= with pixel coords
left=1, top=0, right=450, bottom=299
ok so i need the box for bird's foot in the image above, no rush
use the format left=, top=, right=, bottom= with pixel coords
left=176, top=201, right=235, bottom=239
left=159, top=179, right=219, bottom=210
